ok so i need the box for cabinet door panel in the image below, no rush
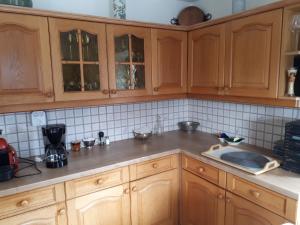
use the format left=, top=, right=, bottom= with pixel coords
left=188, top=25, right=225, bottom=95
left=49, top=18, right=109, bottom=101
left=131, top=169, right=179, bottom=225
left=225, top=193, right=288, bottom=225
left=181, top=170, right=225, bottom=225
left=67, top=184, right=130, bottom=225
left=225, top=10, right=282, bottom=98
left=0, top=203, right=67, bottom=225
left=152, top=29, right=187, bottom=94
left=107, top=25, right=152, bottom=98
left=0, top=12, right=53, bottom=105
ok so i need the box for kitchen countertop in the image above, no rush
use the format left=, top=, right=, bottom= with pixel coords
left=1, top=131, right=300, bottom=200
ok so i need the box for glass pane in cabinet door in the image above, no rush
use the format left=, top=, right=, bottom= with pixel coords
left=83, top=64, right=100, bottom=91
left=116, top=64, right=131, bottom=90
left=81, top=31, right=99, bottom=62
left=132, top=35, right=144, bottom=62
left=62, top=64, right=81, bottom=92
left=132, top=65, right=145, bottom=89
left=60, top=30, right=80, bottom=61
left=115, top=35, right=130, bottom=62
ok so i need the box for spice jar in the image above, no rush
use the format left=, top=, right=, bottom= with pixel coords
left=71, top=140, right=81, bottom=152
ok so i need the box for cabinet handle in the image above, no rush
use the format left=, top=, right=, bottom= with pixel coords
left=152, top=163, right=159, bottom=169
left=44, top=91, right=53, bottom=98
left=250, top=190, right=261, bottom=198
left=226, top=198, right=231, bottom=203
left=217, top=194, right=224, bottom=200
left=124, top=188, right=130, bottom=194
left=96, top=178, right=103, bottom=185
left=198, top=167, right=205, bottom=173
left=58, top=209, right=66, bottom=216
left=153, top=87, right=159, bottom=92
left=102, top=89, right=109, bottom=95
left=132, top=186, right=137, bottom=192
left=19, top=200, right=29, bottom=207
left=110, top=89, right=117, bottom=94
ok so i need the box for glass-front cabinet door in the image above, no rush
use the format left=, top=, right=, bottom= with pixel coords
left=107, top=25, right=152, bottom=98
left=49, top=19, right=109, bottom=101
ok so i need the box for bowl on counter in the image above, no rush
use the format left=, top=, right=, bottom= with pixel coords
left=133, top=128, right=152, bottom=140
left=178, top=121, right=200, bottom=132
left=82, top=138, right=96, bottom=149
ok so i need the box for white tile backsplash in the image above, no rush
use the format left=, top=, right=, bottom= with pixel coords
left=1, top=98, right=299, bottom=157
left=0, top=99, right=188, bottom=157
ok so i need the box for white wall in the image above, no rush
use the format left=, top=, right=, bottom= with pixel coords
left=31, top=0, right=282, bottom=24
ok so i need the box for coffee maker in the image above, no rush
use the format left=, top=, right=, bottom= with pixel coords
left=42, top=124, right=68, bottom=168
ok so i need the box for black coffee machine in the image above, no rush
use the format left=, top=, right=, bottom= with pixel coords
left=42, top=124, right=68, bottom=168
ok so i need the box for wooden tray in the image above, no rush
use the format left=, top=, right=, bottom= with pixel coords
left=202, top=144, right=280, bottom=175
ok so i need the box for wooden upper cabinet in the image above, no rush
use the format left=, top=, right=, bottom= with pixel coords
left=130, top=169, right=178, bottom=225
left=49, top=18, right=109, bottom=101
left=224, top=10, right=283, bottom=98
left=188, top=24, right=226, bottom=95
left=0, top=12, right=53, bottom=106
left=225, top=192, right=288, bottom=225
left=107, top=25, right=152, bottom=98
left=151, top=29, right=187, bottom=95
left=67, top=184, right=131, bottom=225
left=181, top=170, right=225, bottom=225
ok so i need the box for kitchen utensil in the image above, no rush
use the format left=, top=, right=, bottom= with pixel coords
left=202, top=145, right=280, bottom=175
left=176, top=6, right=212, bottom=26
left=224, top=137, right=245, bottom=145
left=178, top=121, right=200, bottom=132
left=82, top=138, right=96, bottom=149
left=71, top=140, right=81, bottom=152
left=133, top=128, right=152, bottom=140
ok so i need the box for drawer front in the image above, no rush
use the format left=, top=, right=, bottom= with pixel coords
left=130, top=154, right=179, bottom=180
left=0, top=183, right=65, bottom=219
left=182, top=155, right=226, bottom=187
left=65, top=167, right=129, bottom=199
left=227, top=174, right=297, bottom=221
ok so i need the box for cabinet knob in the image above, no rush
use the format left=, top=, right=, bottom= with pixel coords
left=132, top=186, right=137, bottom=192
left=124, top=188, right=130, bottom=194
left=58, top=209, right=66, bottom=216
left=153, top=87, right=159, bottom=92
left=19, top=200, right=29, bottom=207
left=198, top=167, right=205, bottom=173
left=250, top=190, right=261, bottom=198
left=152, top=163, right=159, bottom=169
left=110, top=89, right=117, bottom=94
left=217, top=194, right=224, bottom=200
left=96, top=178, right=103, bottom=185
left=224, top=86, right=229, bottom=92
left=226, top=198, right=231, bottom=203
left=102, top=89, right=109, bottom=95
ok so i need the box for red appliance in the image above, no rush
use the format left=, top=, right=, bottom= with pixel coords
left=0, top=137, right=18, bottom=181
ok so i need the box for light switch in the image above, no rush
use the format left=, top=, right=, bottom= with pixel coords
left=31, top=111, right=47, bottom=126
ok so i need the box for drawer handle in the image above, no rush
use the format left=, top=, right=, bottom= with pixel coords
left=198, top=167, right=205, bottom=173
left=58, top=209, right=66, bottom=216
left=124, top=188, right=130, bottom=194
left=96, top=178, right=104, bottom=185
left=217, top=194, right=224, bottom=200
left=132, top=186, right=137, bottom=192
left=250, top=190, right=261, bottom=198
left=19, top=200, right=29, bottom=207
left=152, top=163, right=159, bottom=169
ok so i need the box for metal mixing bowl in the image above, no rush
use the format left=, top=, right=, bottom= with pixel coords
left=82, top=138, right=96, bottom=149
left=178, top=121, right=200, bottom=132
left=133, top=130, right=152, bottom=140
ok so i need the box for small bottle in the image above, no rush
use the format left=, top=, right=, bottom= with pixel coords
left=105, top=136, right=110, bottom=145
left=154, top=115, right=164, bottom=136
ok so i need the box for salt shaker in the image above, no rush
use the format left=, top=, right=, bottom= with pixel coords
left=287, top=67, right=298, bottom=96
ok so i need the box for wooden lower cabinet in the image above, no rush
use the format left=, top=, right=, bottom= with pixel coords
left=131, top=169, right=179, bottom=225
left=0, top=203, right=67, bottom=225
left=181, top=170, right=225, bottom=225
left=67, top=183, right=131, bottom=225
left=225, top=192, right=288, bottom=225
